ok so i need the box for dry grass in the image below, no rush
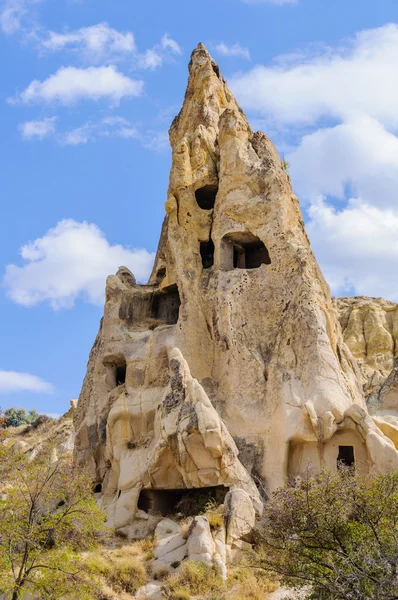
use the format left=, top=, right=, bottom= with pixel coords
left=203, top=500, right=224, bottom=531
left=227, top=566, right=278, bottom=600
left=84, top=538, right=156, bottom=597
left=163, top=561, right=225, bottom=599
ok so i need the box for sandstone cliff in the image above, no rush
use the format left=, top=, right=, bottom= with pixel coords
left=335, top=296, right=398, bottom=404
left=74, top=44, right=398, bottom=548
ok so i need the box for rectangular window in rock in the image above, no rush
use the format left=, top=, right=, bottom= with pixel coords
left=337, top=445, right=355, bottom=467
left=221, top=232, right=271, bottom=270
left=200, top=240, right=215, bottom=269
left=151, top=285, right=181, bottom=325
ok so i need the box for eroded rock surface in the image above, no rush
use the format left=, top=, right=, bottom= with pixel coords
left=335, top=297, right=398, bottom=405
left=75, top=44, right=398, bottom=542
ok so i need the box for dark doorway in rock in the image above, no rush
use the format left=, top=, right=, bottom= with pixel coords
left=200, top=240, right=215, bottom=268
left=116, top=362, right=126, bottom=386
left=221, top=232, right=271, bottom=270
left=137, top=486, right=228, bottom=517
left=94, top=483, right=102, bottom=493
left=151, top=285, right=181, bottom=325
left=195, top=185, right=218, bottom=210
left=233, top=240, right=271, bottom=269
left=337, top=446, right=355, bottom=468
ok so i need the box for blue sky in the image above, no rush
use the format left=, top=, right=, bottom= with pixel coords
left=1, top=0, right=398, bottom=416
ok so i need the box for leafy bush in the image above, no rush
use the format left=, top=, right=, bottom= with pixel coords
left=253, top=468, right=398, bottom=599
left=0, top=443, right=106, bottom=600
left=0, top=406, right=53, bottom=429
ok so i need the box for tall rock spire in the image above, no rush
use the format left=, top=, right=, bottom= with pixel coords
left=74, top=46, right=398, bottom=535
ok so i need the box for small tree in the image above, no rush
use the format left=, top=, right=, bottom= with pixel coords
left=0, top=407, right=48, bottom=429
left=253, top=468, right=398, bottom=599
left=0, top=443, right=106, bottom=599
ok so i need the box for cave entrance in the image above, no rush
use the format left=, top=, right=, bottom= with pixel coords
left=195, top=185, right=218, bottom=210
left=221, top=232, right=271, bottom=270
left=137, top=486, right=228, bottom=517
left=337, top=446, right=355, bottom=468
left=104, top=356, right=127, bottom=389
left=151, top=285, right=181, bottom=325
left=200, top=240, right=215, bottom=269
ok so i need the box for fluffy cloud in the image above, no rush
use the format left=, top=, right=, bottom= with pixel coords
left=137, top=34, right=182, bottom=70
left=41, top=22, right=136, bottom=62
left=3, top=220, right=155, bottom=309
left=0, top=370, right=53, bottom=394
left=19, top=116, right=57, bottom=140
left=231, top=24, right=398, bottom=127
left=287, top=116, right=398, bottom=208
left=38, top=25, right=181, bottom=69
left=60, top=116, right=140, bottom=145
left=215, top=42, right=250, bottom=60
left=0, top=0, right=43, bottom=34
left=10, top=66, right=143, bottom=105
left=306, top=198, right=398, bottom=300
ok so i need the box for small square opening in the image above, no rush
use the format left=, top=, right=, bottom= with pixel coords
left=222, top=233, right=271, bottom=270
left=200, top=240, right=215, bottom=269
left=337, top=445, right=355, bottom=467
left=195, top=185, right=218, bottom=210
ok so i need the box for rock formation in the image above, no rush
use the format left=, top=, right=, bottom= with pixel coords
left=74, top=44, right=398, bottom=548
left=335, top=296, right=398, bottom=400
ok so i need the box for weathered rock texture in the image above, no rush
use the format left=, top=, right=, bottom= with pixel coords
left=335, top=297, right=398, bottom=403
left=74, top=44, right=398, bottom=535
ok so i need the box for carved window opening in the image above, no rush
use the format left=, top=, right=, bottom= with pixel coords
left=337, top=445, right=355, bottom=468
left=157, top=266, right=166, bottom=279
left=200, top=240, right=214, bottom=269
left=137, top=486, right=228, bottom=517
left=151, top=285, right=181, bottom=325
left=221, top=232, right=271, bottom=270
left=195, top=185, right=218, bottom=210
left=104, top=356, right=127, bottom=389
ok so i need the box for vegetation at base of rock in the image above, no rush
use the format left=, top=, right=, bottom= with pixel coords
left=202, top=500, right=225, bottom=530
left=0, top=407, right=53, bottom=429
left=251, top=468, right=398, bottom=599
left=162, top=560, right=277, bottom=600
left=0, top=442, right=107, bottom=600
left=163, top=561, right=224, bottom=598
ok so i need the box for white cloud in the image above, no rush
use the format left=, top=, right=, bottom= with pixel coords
left=215, top=42, right=250, bottom=60
left=10, top=65, right=143, bottom=105
left=61, top=116, right=140, bottom=145
left=231, top=23, right=398, bottom=127
left=19, top=116, right=57, bottom=140
left=41, top=22, right=136, bottom=63
left=0, top=0, right=43, bottom=34
left=306, top=198, right=398, bottom=300
left=3, top=220, right=155, bottom=309
left=0, top=370, right=53, bottom=394
left=137, top=33, right=182, bottom=70
left=287, top=116, right=398, bottom=209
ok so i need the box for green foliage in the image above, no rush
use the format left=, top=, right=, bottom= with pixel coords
left=0, top=406, right=52, bottom=429
left=253, top=468, right=398, bottom=599
left=0, top=443, right=107, bottom=600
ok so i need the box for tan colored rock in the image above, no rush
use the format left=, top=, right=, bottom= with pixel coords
left=75, top=44, right=398, bottom=535
left=335, top=297, right=398, bottom=397
left=224, top=489, right=255, bottom=545
left=187, top=516, right=214, bottom=566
